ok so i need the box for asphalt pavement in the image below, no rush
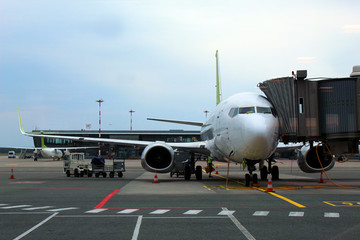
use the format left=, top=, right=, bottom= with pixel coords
left=1, top=156, right=360, bottom=240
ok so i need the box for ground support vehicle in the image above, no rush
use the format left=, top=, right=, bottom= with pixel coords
left=63, top=153, right=88, bottom=177
left=89, top=157, right=125, bottom=178
left=170, top=152, right=202, bottom=180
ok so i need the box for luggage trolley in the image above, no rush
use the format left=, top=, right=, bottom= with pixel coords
left=89, top=157, right=125, bottom=178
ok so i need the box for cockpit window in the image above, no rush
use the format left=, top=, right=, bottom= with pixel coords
left=239, top=107, right=255, bottom=114
left=257, top=107, right=272, bottom=114
left=229, top=106, right=277, bottom=118
left=228, top=108, right=239, bottom=118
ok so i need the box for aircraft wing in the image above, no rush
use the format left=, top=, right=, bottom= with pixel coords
left=21, top=130, right=205, bottom=149
left=18, top=108, right=209, bottom=154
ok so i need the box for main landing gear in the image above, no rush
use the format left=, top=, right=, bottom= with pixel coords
left=260, top=155, right=279, bottom=181
left=244, top=161, right=258, bottom=187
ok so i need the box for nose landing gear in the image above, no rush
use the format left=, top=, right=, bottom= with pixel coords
left=244, top=161, right=258, bottom=187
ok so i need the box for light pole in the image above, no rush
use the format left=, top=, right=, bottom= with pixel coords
left=129, top=109, right=135, bottom=131
left=96, top=99, right=104, bottom=157
left=204, top=110, right=209, bottom=119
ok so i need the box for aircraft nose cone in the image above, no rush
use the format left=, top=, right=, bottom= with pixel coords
left=242, top=117, right=278, bottom=160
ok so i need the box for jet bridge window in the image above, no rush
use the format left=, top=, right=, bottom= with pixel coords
left=239, top=107, right=255, bottom=114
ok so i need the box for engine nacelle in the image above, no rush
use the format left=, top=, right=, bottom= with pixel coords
left=297, top=143, right=335, bottom=173
left=141, top=142, right=175, bottom=173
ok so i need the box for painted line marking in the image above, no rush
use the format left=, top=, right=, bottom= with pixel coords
left=218, top=210, right=235, bottom=216
left=289, top=212, right=304, bottom=217
left=222, top=208, right=256, bottom=240
left=13, top=212, right=58, bottom=240
left=94, top=189, right=120, bottom=209
left=86, top=209, right=108, bottom=214
left=183, top=210, right=202, bottom=215
left=324, top=212, right=340, bottom=218
left=47, top=207, right=79, bottom=212
left=0, top=204, right=9, bottom=207
left=131, top=216, right=143, bottom=240
left=253, top=211, right=269, bottom=216
left=323, top=201, right=360, bottom=207
left=0, top=205, right=31, bottom=209
left=267, top=192, right=306, bottom=208
left=150, top=209, right=170, bottom=215
left=23, top=206, right=53, bottom=211
left=118, top=209, right=139, bottom=214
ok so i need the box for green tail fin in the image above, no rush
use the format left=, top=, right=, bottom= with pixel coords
left=40, top=131, right=47, bottom=149
left=215, top=50, right=222, bottom=105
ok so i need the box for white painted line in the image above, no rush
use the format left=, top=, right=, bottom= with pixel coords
left=131, top=215, right=143, bottom=240
left=23, top=206, right=53, bottom=211
left=0, top=204, right=9, bottom=207
left=0, top=205, right=31, bottom=209
left=118, top=209, right=139, bottom=214
left=289, top=212, right=304, bottom=217
left=324, top=212, right=340, bottom=218
left=253, top=211, right=269, bottom=216
left=85, top=209, right=108, bottom=214
left=13, top=212, right=58, bottom=240
left=47, top=207, right=79, bottom=212
left=218, top=210, right=235, bottom=216
left=222, top=208, right=256, bottom=240
left=149, top=209, right=170, bottom=215
left=183, top=210, right=202, bottom=215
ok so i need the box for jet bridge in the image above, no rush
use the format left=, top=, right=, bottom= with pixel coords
left=258, top=66, right=360, bottom=155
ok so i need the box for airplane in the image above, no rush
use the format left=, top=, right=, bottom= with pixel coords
left=14, top=112, right=98, bottom=161
left=18, top=51, right=335, bottom=185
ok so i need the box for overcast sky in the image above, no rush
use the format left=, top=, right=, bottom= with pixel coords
left=1, top=0, right=359, bottom=147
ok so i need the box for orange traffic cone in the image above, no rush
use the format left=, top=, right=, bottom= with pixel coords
left=320, top=170, right=324, bottom=183
left=266, top=174, right=273, bottom=192
left=215, top=165, right=219, bottom=174
left=153, top=170, right=159, bottom=183
left=9, top=169, right=15, bottom=179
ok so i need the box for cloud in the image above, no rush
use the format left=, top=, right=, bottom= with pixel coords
left=343, top=25, right=360, bottom=34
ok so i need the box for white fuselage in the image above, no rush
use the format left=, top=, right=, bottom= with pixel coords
left=39, top=148, right=63, bottom=159
left=201, top=92, right=279, bottom=163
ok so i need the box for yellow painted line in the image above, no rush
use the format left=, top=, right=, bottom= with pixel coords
left=267, top=192, right=306, bottom=208
left=203, top=169, right=306, bottom=208
left=323, top=201, right=337, bottom=207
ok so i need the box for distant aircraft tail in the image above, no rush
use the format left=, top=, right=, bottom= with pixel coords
left=18, top=108, right=48, bottom=149
left=40, top=132, right=47, bottom=149
left=215, top=50, right=222, bottom=105
left=18, top=107, right=26, bottom=134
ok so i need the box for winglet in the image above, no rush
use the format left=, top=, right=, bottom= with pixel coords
left=215, top=50, right=222, bottom=105
left=18, top=107, right=26, bottom=135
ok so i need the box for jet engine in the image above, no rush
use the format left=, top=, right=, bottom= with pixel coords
left=297, top=143, right=335, bottom=173
left=141, top=142, right=175, bottom=173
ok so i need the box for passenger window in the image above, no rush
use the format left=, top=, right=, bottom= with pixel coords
left=257, top=107, right=272, bottom=114
left=239, top=107, right=255, bottom=114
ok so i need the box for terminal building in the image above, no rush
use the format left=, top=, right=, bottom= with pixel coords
left=31, top=129, right=201, bottom=158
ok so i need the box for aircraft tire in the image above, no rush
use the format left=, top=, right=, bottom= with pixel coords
left=184, top=166, right=191, bottom=180
left=245, top=174, right=250, bottom=187
left=109, top=172, right=114, bottom=178
left=66, top=170, right=70, bottom=177
left=95, top=173, right=100, bottom=178
left=260, top=166, right=267, bottom=180
left=195, top=166, right=202, bottom=180
left=118, top=172, right=123, bottom=178
left=253, top=173, right=258, bottom=184
left=102, top=172, right=107, bottom=178
left=272, top=166, right=279, bottom=180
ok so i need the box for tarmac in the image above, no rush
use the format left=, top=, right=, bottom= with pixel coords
left=1, top=156, right=360, bottom=240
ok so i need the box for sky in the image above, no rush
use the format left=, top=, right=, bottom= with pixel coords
left=1, top=0, right=360, bottom=147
